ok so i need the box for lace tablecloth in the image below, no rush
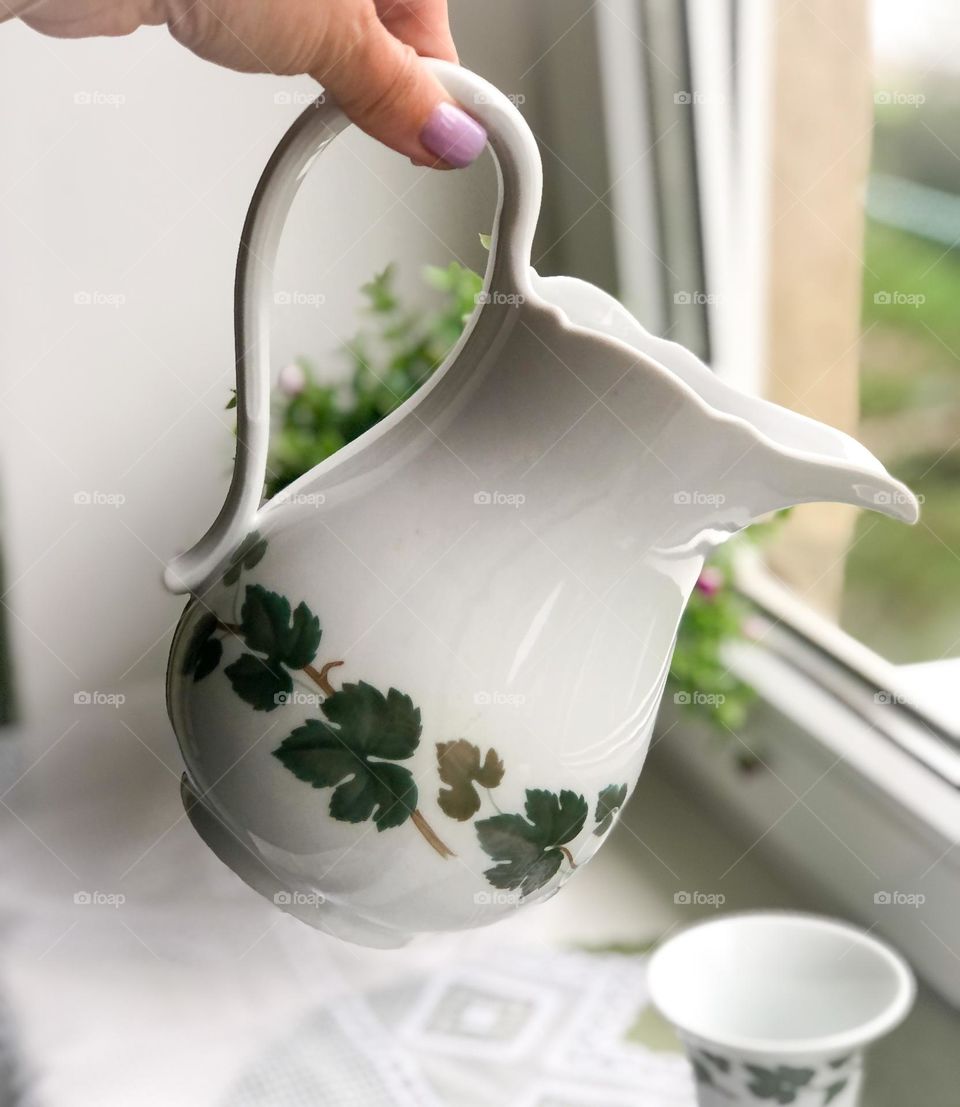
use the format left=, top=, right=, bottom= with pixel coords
left=224, top=947, right=696, bottom=1107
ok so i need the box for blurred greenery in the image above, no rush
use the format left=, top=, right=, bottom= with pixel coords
left=843, top=218, right=960, bottom=662
left=263, top=261, right=483, bottom=500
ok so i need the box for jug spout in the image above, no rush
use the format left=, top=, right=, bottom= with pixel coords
left=652, top=379, right=919, bottom=558
left=735, top=429, right=919, bottom=525
left=527, top=275, right=919, bottom=546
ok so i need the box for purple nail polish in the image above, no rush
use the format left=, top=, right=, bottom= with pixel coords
left=420, top=102, right=487, bottom=168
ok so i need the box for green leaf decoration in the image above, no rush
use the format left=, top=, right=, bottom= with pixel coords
left=827, top=1056, right=852, bottom=1070
left=744, top=1065, right=816, bottom=1104
left=223, top=531, right=268, bottom=586
left=823, top=1080, right=849, bottom=1106
left=478, top=232, right=492, bottom=251
left=237, top=584, right=321, bottom=669
left=225, top=652, right=292, bottom=711
left=701, top=1050, right=731, bottom=1074
left=272, top=681, right=422, bottom=831
left=436, top=739, right=504, bottom=820
left=691, top=1058, right=714, bottom=1086
left=476, top=788, right=588, bottom=898
left=594, top=782, right=628, bottom=836
left=182, top=611, right=223, bottom=682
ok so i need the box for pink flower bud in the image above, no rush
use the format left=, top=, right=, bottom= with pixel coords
left=695, top=565, right=724, bottom=598
left=278, top=362, right=306, bottom=396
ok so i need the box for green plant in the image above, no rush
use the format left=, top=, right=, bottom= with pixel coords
left=241, top=255, right=780, bottom=742
left=262, top=261, right=483, bottom=500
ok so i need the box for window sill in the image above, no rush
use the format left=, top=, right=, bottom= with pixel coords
left=653, top=596, right=960, bottom=1009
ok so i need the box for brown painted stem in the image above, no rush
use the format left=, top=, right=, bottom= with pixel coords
left=304, top=659, right=344, bottom=696
left=559, top=846, right=578, bottom=869
left=411, top=809, right=455, bottom=858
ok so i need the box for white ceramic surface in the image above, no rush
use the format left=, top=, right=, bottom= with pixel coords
left=647, top=912, right=916, bottom=1106
left=164, top=62, right=918, bottom=947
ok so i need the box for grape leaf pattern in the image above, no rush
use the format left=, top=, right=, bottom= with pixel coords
left=182, top=611, right=223, bottom=682
left=273, top=681, right=421, bottom=831
left=744, top=1065, right=815, bottom=1104
left=593, top=782, right=628, bottom=836
left=823, top=1079, right=849, bottom=1106
left=436, top=739, right=504, bottom=820
left=223, top=530, right=268, bottom=586
left=225, top=584, right=321, bottom=711
left=476, top=789, right=588, bottom=897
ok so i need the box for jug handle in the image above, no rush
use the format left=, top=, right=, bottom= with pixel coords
left=164, top=60, right=543, bottom=594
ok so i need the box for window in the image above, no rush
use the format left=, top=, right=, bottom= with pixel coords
left=597, top=0, right=959, bottom=766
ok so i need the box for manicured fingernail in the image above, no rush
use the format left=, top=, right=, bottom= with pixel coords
left=420, top=102, right=487, bottom=168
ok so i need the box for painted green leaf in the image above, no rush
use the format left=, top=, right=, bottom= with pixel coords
left=594, top=782, right=628, bottom=836
left=479, top=232, right=492, bottom=251
left=823, top=1079, right=849, bottom=1106
left=224, top=652, right=292, bottom=711
left=236, top=584, right=321, bottom=669
left=476, top=788, right=588, bottom=897
left=436, top=739, right=504, bottom=820
left=272, top=682, right=421, bottom=831
left=827, top=1056, right=852, bottom=1069
left=194, top=636, right=223, bottom=682
left=223, top=531, right=267, bottom=586
left=691, top=1058, right=714, bottom=1086
left=744, top=1065, right=815, bottom=1104
left=701, top=1050, right=731, bottom=1074
left=182, top=611, right=222, bottom=682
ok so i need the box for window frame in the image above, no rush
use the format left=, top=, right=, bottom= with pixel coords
left=594, top=0, right=960, bottom=785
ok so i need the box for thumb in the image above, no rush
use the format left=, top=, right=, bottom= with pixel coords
left=315, top=10, right=486, bottom=169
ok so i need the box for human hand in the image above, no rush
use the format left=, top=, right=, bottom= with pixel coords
left=6, top=0, right=487, bottom=168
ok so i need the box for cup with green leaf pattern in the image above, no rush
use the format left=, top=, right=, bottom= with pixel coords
left=647, top=912, right=915, bottom=1107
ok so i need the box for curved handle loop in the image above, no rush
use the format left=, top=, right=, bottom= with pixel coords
left=164, top=60, right=543, bottom=594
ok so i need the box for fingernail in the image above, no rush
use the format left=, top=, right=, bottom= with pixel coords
left=420, top=102, right=487, bottom=168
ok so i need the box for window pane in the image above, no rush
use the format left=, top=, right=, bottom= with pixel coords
left=839, top=0, right=960, bottom=664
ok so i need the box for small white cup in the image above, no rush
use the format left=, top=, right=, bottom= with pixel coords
left=647, top=912, right=915, bottom=1107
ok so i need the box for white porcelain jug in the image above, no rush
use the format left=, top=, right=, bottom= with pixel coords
left=164, top=62, right=917, bottom=947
